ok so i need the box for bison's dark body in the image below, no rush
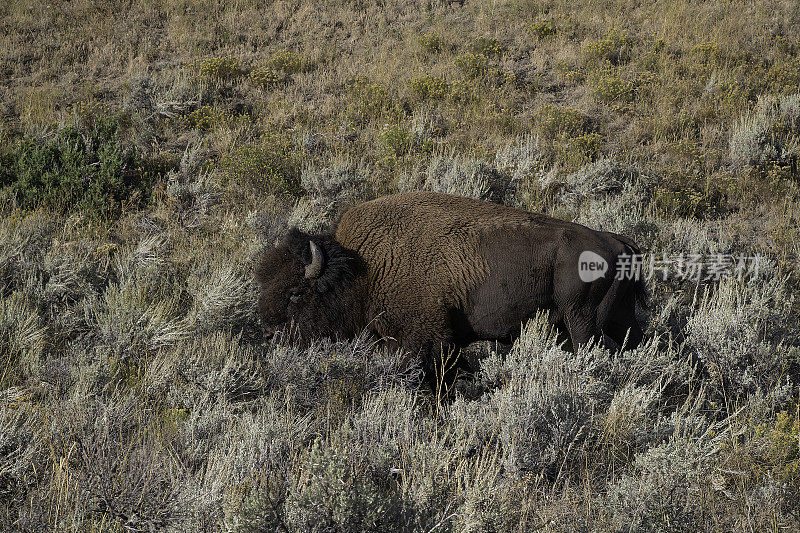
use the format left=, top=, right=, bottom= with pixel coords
left=256, top=191, right=644, bottom=362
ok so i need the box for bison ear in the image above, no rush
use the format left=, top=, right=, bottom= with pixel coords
left=314, top=239, right=360, bottom=293
left=286, top=228, right=316, bottom=258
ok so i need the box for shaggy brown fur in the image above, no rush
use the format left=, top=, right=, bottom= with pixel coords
left=256, top=191, right=645, bottom=367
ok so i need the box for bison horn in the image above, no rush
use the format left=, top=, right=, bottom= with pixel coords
left=305, top=240, right=324, bottom=279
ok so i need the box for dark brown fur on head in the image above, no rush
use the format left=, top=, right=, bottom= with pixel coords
left=254, top=228, right=363, bottom=342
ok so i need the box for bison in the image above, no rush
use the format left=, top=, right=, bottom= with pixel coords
left=256, top=191, right=645, bottom=375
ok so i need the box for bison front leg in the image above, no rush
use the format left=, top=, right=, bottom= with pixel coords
left=419, top=342, right=468, bottom=397
left=603, top=315, right=644, bottom=350
left=381, top=301, right=474, bottom=395
left=404, top=328, right=471, bottom=395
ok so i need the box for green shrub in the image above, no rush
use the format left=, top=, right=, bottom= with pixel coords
left=408, top=75, right=450, bottom=101
left=641, top=38, right=667, bottom=72
left=652, top=181, right=723, bottom=219
left=471, top=36, right=505, bottom=58
left=419, top=32, right=446, bottom=54
left=534, top=105, right=591, bottom=139
left=247, top=50, right=308, bottom=89
left=267, top=49, right=307, bottom=74
left=346, top=76, right=397, bottom=123
left=767, top=56, right=800, bottom=94
left=588, top=66, right=635, bottom=102
left=455, top=53, right=489, bottom=79
left=485, top=67, right=517, bottom=88
left=248, top=66, right=289, bottom=89
left=0, top=114, right=155, bottom=218
left=527, top=20, right=557, bottom=40
left=185, top=105, right=233, bottom=130
left=189, top=56, right=244, bottom=82
left=448, top=79, right=481, bottom=103
left=751, top=410, right=800, bottom=482
left=246, top=51, right=310, bottom=90
left=378, top=123, right=417, bottom=157
left=584, top=31, right=633, bottom=65
left=556, top=132, right=603, bottom=169
left=690, top=42, right=721, bottom=64
left=218, top=132, right=303, bottom=196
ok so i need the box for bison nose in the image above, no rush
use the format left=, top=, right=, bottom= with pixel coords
left=263, top=325, right=276, bottom=339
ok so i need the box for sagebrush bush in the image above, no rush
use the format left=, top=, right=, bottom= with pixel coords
left=71, top=399, right=188, bottom=531
left=87, top=237, right=190, bottom=368
left=600, top=436, right=713, bottom=531
left=301, top=162, right=364, bottom=196
left=164, top=144, right=221, bottom=219
left=285, top=440, right=408, bottom=532
left=0, top=403, right=39, bottom=520
left=729, top=93, right=800, bottom=168
left=418, top=152, right=511, bottom=203
left=288, top=197, right=340, bottom=234
left=686, top=273, right=796, bottom=403
left=289, top=160, right=370, bottom=233
left=561, top=158, right=644, bottom=204
left=0, top=292, right=46, bottom=384
left=187, top=262, right=257, bottom=335
left=124, top=76, right=155, bottom=114
left=480, top=315, right=597, bottom=480
left=493, top=134, right=543, bottom=184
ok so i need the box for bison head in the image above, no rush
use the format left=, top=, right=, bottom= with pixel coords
left=254, top=228, right=362, bottom=342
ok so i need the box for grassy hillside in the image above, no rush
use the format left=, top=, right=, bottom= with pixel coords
left=1, top=0, right=799, bottom=530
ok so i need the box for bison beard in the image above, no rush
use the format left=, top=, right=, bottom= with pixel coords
left=255, top=191, right=646, bottom=385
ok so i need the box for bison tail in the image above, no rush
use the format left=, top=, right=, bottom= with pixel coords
left=601, top=230, right=648, bottom=309
left=632, top=275, right=648, bottom=309
left=595, top=242, right=647, bottom=349
left=622, top=241, right=648, bottom=310
left=604, top=233, right=648, bottom=309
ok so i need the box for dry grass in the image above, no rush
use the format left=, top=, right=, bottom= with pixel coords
left=1, top=0, right=800, bottom=531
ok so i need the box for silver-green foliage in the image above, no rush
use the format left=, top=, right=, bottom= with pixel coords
left=1, top=173, right=799, bottom=531
left=729, top=93, right=800, bottom=167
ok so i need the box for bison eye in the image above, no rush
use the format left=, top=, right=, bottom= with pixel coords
left=289, top=288, right=302, bottom=304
